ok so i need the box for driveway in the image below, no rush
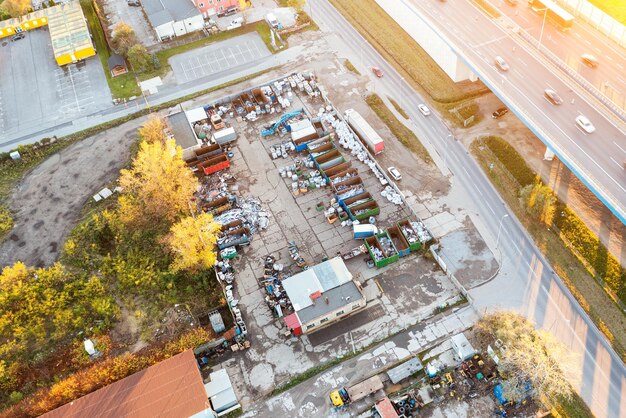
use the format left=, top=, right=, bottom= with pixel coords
left=101, top=0, right=159, bottom=48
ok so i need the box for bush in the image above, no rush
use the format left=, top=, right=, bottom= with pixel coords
left=483, top=136, right=535, bottom=187
left=0, top=206, right=13, bottom=236
left=554, top=205, right=626, bottom=303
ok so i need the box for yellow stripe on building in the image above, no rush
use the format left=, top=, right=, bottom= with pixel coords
left=0, top=1, right=95, bottom=66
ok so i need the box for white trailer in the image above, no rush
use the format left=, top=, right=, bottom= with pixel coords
left=344, top=109, right=385, bottom=155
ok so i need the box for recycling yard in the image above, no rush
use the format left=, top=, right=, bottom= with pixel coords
left=164, top=70, right=471, bottom=412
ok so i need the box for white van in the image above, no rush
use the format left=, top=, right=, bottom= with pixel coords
left=265, top=13, right=280, bottom=29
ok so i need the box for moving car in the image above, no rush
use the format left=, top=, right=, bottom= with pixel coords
left=388, top=166, right=402, bottom=181
left=581, top=54, right=599, bottom=68
left=492, top=107, right=509, bottom=118
left=494, top=56, right=509, bottom=71
left=372, top=67, right=383, bottom=78
left=575, top=115, right=595, bottom=133
left=544, top=89, right=563, bottom=105
left=418, top=104, right=431, bottom=116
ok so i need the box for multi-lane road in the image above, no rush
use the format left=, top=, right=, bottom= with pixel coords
left=310, top=0, right=625, bottom=416
left=497, top=0, right=626, bottom=108
left=402, top=0, right=626, bottom=225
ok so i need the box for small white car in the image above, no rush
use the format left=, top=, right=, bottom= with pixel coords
left=418, top=104, right=431, bottom=116
left=388, top=166, right=402, bottom=181
left=495, top=56, right=509, bottom=71
left=575, top=115, right=595, bottom=133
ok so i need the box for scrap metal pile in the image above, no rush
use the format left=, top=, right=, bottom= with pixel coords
left=261, top=255, right=293, bottom=317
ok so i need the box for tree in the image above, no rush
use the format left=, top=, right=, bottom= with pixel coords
left=520, top=178, right=557, bottom=226
left=0, top=0, right=31, bottom=17
left=138, top=115, right=167, bottom=145
left=282, top=0, right=304, bottom=11
left=127, top=43, right=151, bottom=72
left=475, top=311, right=576, bottom=404
left=0, top=262, right=117, bottom=393
left=168, top=213, right=221, bottom=272
left=118, top=138, right=198, bottom=230
left=110, top=22, right=137, bottom=56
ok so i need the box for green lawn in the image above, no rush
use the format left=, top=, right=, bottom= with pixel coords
left=80, top=0, right=141, bottom=99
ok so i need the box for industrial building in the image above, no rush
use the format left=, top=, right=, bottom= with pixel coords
left=41, top=350, right=220, bottom=418
left=192, top=0, right=243, bottom=19
left=0, top=1, right=96, bottom=66
left=143, top=0, right=204, bottom=41
left=283, top=257, right=366, bottom=335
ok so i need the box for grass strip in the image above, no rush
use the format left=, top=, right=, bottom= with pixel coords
left=471, top=136, right=626, bottom=362
left=344, top=59, right=360, bottom=75
left=388, top=97, right=409, bottom=119
left=329, top=0, right=488, bottom=104
left=366, top=94, right=433, bottom=164
left=81, top=0, right=141, bottom=99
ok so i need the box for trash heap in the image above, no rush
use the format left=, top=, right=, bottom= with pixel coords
left=261, top=255, right=293, bottom=318
left=381, top=185, right=403, bottom=205
left=214, top=197, right=270, bottom=235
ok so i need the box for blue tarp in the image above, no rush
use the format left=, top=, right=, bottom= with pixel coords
left=493, top=384, right=507, bottom=405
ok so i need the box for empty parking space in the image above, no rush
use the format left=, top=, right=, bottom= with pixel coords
left=0, top=28, right=110, bottom=146
left=170, top=33, right=271, bottom=84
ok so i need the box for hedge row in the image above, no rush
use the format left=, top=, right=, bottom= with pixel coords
left=482, top=136, right=626, bottom=305
left=483, top=136, right=536, bottom=187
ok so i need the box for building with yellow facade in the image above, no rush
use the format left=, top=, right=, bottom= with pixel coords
left=0, top=1, right=95, bottom=66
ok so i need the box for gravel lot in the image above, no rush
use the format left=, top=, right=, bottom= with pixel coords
left=0, top=117, right=146, bottom=268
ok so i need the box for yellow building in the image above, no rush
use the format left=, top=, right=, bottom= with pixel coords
left=0, top=1, right=95, bottom=66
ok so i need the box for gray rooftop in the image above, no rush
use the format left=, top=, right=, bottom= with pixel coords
left=168, top=112, right=198, bottom=150
left=296, top=280, right=362, bottom=324
left=387, top=357, right=423, bottom=384
left=142, top=0, right=200, bottom=27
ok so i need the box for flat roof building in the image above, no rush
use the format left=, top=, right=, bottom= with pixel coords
left=283, top=257, right=366, bottom=335
left=142, top=0, right=204, bottom=41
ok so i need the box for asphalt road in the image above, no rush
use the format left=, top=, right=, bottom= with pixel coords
left=495, top=0, right=626, bottom=109
left=406, top=0, right=626, bottom=224
left=310, top=0, right=626, bottom=416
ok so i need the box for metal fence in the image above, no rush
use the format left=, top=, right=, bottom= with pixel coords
left=556, top=0, right=626, bottom=48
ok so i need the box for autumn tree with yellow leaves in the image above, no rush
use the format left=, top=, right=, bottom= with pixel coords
left=168, top=212, right=221, bottom=272
left=475, top=311, right=577, bottom=404
left=118, top=138, right=198, bottom=230
left=138, top=115, right=168, bottom=145
left=0, top=0, right=31, bottom=17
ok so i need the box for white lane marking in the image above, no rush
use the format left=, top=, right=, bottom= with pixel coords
left=614, top=141, right=626, bottom=154
left=585, top=40, right=591, bottom=45
left=617, top=64, right=624, bottom=70
left=607, top=56, right=613, bottom=62
left=609, top=157, right=623, bottom=169
left=574, top=32, right=581, bottom=39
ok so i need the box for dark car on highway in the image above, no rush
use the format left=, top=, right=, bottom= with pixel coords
left=544, top=89, right=563, bottom=105
left=492, top=107, right=509, bottom=118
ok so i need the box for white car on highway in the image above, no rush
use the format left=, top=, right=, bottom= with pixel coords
left=575, top=115, right=595, bottom=133
left=494, top=56, right=509, bottom=71
left=418, top=104, right=431, bottom=116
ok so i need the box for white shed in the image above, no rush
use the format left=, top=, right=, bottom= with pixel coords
left=451, top=332, right=477, bottom=361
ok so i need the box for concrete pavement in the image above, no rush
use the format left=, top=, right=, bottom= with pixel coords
left=309, top=0, right=626, bottom=416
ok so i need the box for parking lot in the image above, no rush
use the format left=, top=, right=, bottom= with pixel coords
left=169, top=33, right=270, bottom=84
left=0, top=29, right=111, bottom=145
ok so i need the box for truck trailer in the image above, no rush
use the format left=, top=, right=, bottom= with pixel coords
left=344, top=109, right=385, bottom=155
left=330, top=375, right=384, bottom=409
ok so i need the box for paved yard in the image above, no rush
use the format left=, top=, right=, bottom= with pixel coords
left=101, top=0, right=159, bottom=48
left=169, top=33, right=271, bottom=84
left=0, top=28, right=111, bottom=148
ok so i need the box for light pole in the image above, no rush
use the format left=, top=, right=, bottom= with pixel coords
left=495, top=214, right=509, bottom=249
left=537, top=7, right=548, bottom=51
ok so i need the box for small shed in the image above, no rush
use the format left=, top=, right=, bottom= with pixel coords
left=387, top=357, right=423, bottom=384
left=204, top=368, right=240, bottom=414
left=284, top=312, right=302, bottom=336
left=451, top=332, right=477, bottom=361
left=107, top=54, right=128, bottom=77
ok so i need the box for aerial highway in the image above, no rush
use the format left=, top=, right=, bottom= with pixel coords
left=496, top=0, right=626, bottom=110
left=406, top=0, right=626, bottom=225
left=310, top=0, right=626, bottom=417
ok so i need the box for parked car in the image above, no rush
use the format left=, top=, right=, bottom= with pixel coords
left=494, top=56, right=509, bottom=71
left=11, top=32, right=25, bottom=41
left=372, top=67, right=383, bottom=78
left=575, top=115, right=595, bottom=133
left=388, top=166, right=402, bottom=181
left=418, top=104, right=431, bottom=116
left=492, top=107, right=509, bottom=118
left=581, top=54, right=599, bottom=68
left=127, top=0, right=140, bottom=6
left=544, top=89, right=563, bottom=105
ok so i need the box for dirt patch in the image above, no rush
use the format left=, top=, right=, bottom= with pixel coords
left=457, top=93, right=626, bottom=269
left=0, top=117, right=146, bottom=268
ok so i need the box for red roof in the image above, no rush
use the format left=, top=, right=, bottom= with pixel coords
left=375, top=397, right=399, bottom=418
left=42, top=350, right=210, bottom=418
left=284, top=312, right=301, bottom=329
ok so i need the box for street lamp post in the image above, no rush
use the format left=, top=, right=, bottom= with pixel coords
left=495, top=214, right=509, bottom=249
left=537, top=7, right=549, bottom=51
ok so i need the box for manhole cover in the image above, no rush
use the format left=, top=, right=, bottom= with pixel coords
left=1, top=41, right=7, bottom=47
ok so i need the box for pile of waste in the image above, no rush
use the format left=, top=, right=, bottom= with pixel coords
left=382, top=186, right=403, bottom=205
